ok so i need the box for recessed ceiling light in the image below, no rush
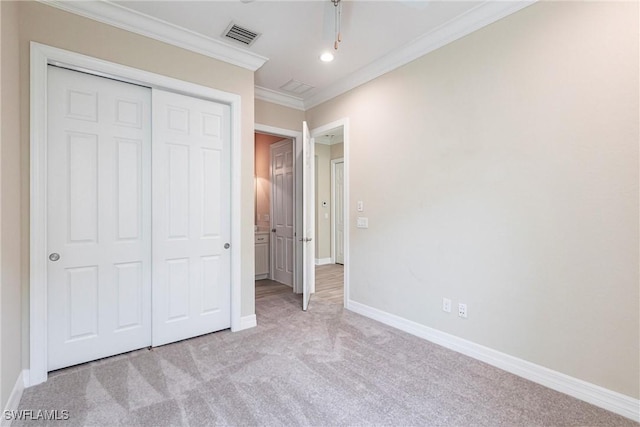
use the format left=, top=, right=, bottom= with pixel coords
left=320, top=52, right=334, bottom=63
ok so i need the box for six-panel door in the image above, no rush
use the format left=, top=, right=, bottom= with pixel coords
left=271, top=139, right=295, bottom=286
left=151, top=89, right=231, bottom=346
left=47, top=66, right=152, bottom=370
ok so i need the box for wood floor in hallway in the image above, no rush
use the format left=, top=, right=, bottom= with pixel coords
left=314, top=264, right=344, bottom=305
left=255, top=263, right=344, bottom=305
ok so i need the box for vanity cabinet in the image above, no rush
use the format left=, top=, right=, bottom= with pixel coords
left=255, top=232, right=269, bottom=279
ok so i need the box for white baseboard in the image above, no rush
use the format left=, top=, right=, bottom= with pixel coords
left=237, top=314, right=257, bottom=331
left=1, top=370, right=26, bottom=427
left=347, top=300, right=640, bottom=422
left=315, top=258, right=332, bottom=266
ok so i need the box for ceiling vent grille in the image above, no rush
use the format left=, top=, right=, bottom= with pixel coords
left=279, top=79, right=315, bottom=95
left=223, top=23, right=260, bottom=47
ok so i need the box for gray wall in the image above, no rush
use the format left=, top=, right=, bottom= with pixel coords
left=1, top=0, right=22, bottom=409
left=306, top=1, right=639, bottom=398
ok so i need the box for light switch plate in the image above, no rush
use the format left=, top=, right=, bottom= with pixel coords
left=356, top=217, right=368, bottom=228
left=357, top=201, right=364, bottom=212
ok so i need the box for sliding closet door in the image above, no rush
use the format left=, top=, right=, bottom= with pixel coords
left=152, top=89, right=231, bottom=346
left=47, top=66, right=152, bottom=370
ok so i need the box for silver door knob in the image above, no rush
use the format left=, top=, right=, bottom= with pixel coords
left=49, top=253, right=60, bottom=262
left=224, top=243, right=230, bottom=249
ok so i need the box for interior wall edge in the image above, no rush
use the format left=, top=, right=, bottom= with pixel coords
left=1, top=369, right=25, bottom=422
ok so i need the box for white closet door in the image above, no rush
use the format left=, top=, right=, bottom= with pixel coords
left=47, top=66, right=152, bottom=371
left=152, top=89, right=231, bottom=346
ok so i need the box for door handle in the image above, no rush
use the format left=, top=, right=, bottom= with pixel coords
left=224, top=243, right=230, bottom=249
left=49, top=253, right=60, bottom=262
left=271, top=228, right=276, bottom=233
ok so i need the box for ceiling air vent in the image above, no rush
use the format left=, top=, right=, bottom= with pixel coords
left=223, top=23, right=261, bottom=47
left=279, top=79, right=315, bottom=96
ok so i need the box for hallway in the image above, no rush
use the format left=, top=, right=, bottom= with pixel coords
left=255, top=264, right=344, bottom=306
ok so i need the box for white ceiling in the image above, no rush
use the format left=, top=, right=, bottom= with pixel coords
left=55, top=0, right=534, bottom=110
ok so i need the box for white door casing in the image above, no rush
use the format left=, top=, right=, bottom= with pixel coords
left=332, top=159, right=345, bottom=265
left=152, top=89, right=231, bottom=346
left=47, top=66, right=152, bottom=370
left=254, top=123, right=302, bottom=294
left=310, top=118, right=350, bottom=310
left=270, top=139, right=294, bottom=287
left=302, top=122, right=316, bottom=311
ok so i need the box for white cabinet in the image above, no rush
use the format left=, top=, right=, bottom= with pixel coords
left=255, top=232, right=269, bottom=279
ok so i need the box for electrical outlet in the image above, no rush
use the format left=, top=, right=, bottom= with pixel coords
left=442, top=298, right=451, bottom=313
left=458, top=303, right=467, bottom=318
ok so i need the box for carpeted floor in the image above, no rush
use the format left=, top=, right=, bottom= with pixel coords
left=15, top=293, right=636, bottom=426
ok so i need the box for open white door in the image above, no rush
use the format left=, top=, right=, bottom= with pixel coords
left=302, top=122, right=315, bottom=311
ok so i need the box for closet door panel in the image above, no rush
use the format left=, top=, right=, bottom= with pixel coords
left=152, top=89, right=231, bottom=346
left=47, top=66, right=152, bottom=371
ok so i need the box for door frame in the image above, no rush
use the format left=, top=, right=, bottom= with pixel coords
left=330, top=158, right=344, bottom=264
left=309, top=118, right=350, bottom=309
left=254, top=124, right=303, bottom=293
left=30, top=42, right=243, bottom=386
left=269, top=138, right=294, bottom=286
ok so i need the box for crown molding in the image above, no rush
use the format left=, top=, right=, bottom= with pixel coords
left=40, top=0, right=269, bottom=71
left=255, top=86, right=305, bottom=111
left=303, top=0, right=536, bottom=110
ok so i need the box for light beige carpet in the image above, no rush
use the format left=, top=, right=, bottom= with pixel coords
left=15, top=293, right=636, bottom=426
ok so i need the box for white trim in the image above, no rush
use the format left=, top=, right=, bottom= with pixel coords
left=41, top=0, right=533, bottom=110
left=310, top=118, right=350, bottom=307
left=40, top=0, right=268, bottom=72
left=303, top=1, right=536, bottom=110
left=255, top=123, right=303, bottom=294
left=330, top=158, right=344, bottom=265
left=1, top=370, right=26, bottom=427
left=255, top=86, right=305, bottom=111
left=238, top=314, right=257, bottom=331
left=30, top=42, right=243, bottom=385
left=315, top=258, right=332, bottom=266
left=347, top=300, right=640, bottom=423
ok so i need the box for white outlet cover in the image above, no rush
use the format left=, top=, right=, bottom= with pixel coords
left=442, top=298, right=452, bottom=313
left=458, top=303, right=468, bottom=318
left=356, top=217, right=368, bottom=228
